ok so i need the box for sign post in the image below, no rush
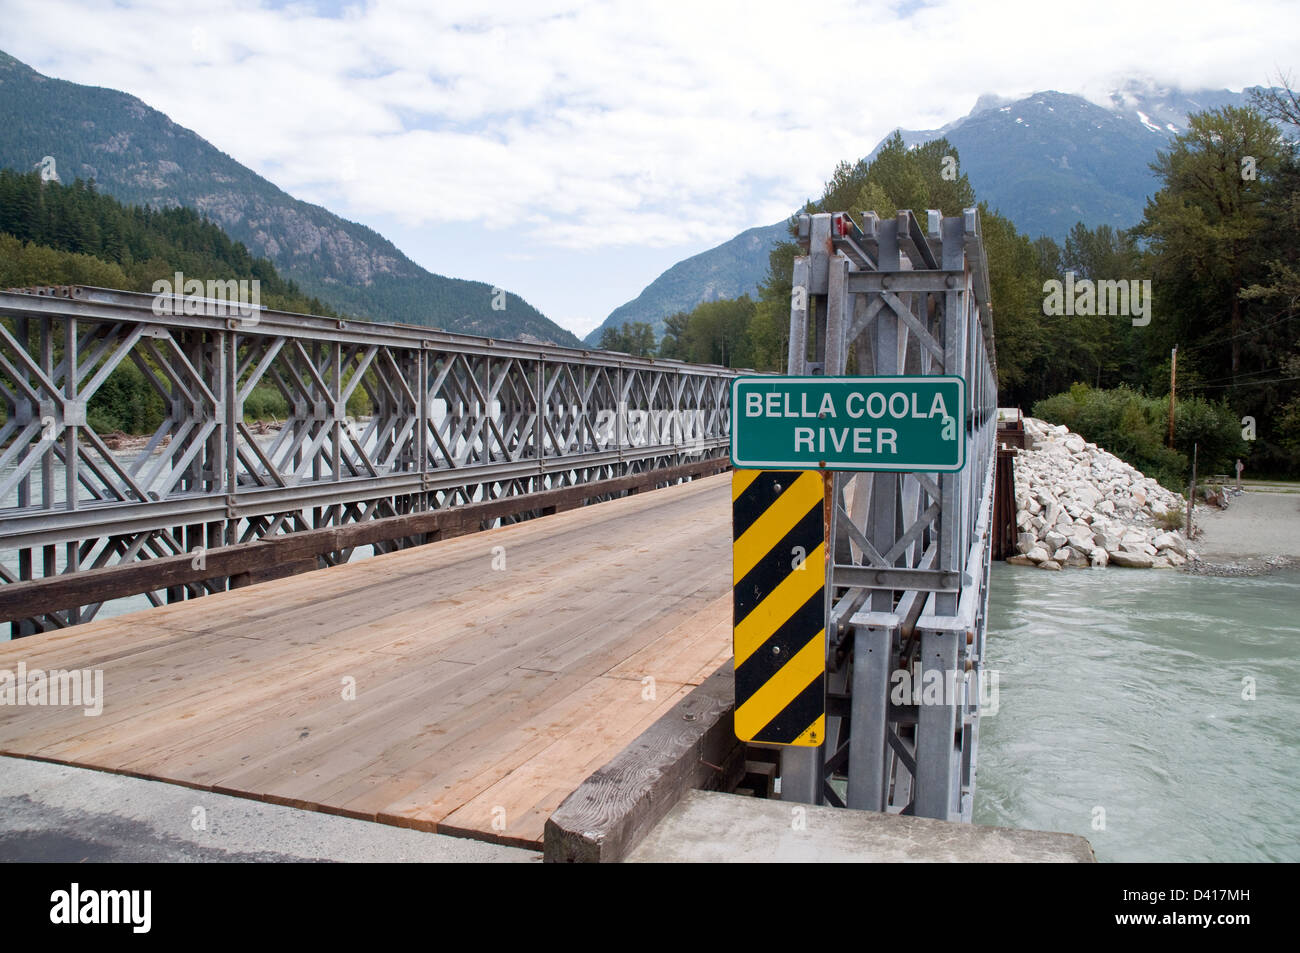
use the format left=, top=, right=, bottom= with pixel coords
left=731, top=376, right=966, bottom=473
left=731, top=469, right=826, bottom=747
left=728, top=374, right=966, bottom=749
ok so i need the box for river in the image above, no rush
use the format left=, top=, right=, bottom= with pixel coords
left=975, top=561, right=1300, bottom=862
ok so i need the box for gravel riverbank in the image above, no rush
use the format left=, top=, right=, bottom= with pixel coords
left=1186, top=491, right=1300, bottom=576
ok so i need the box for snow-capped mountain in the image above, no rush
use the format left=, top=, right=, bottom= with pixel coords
left=587, top=82, right=1281, bottom=346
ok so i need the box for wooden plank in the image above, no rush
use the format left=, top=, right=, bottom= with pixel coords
left=606, top=593, right=732, bottom=685
left=441, top=679, right=695, bottom=847
left=0, top=631, right=250, bottom=751
left=496, top=684, right=700, bottom=833
left=373, top=674, right=667, bottom=834
left=314, top=669, right=588, bottom=820
left=0, top=472, right=739, bottom=848
left=543, top=663, right=743, bottom=863
left=8, top=638, right=358, bottom=762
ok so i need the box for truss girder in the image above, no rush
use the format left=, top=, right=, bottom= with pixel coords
left=780, top=210, right=997, bottom=824
left=0, top=287, right=739, bottom=633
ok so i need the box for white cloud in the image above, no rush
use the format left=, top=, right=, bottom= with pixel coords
left=2, top=0, right=1297, bottom=331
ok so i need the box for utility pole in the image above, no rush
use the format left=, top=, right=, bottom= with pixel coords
left=1186, top=442, right=1198, bottom=541
left=1167, top=345, right=1177, bottom=449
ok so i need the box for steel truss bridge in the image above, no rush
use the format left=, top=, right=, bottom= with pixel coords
left=0, top=207, right=997, bottom=827
left=0, top=286, right=735, bottom=635
left=779, top=209, right=997, bottom=823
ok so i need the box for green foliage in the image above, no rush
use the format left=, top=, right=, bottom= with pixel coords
left=1135, top=106, right=1285, bottom=361
left=658, top=311, right=691, bottom=360
left=802, top=133, right=977, bottom=226
left=242, top=385, right=288, bottom=422
left=240, top=380, right=373, bottom=423
left=600, top=321, right=657, bottom=357
left=1278, top=395, right=1300, bottom=456
left=85, top=361, right=165, bottom=434
left=1155, top=507, right=1186, bottom=531
left=0, top=233, right=130, bottom=287
left=746, top=241, right=797, bottom=371
left=345, top=377, right=374, bottom=419
left=1032, top=384, right=1245, bottom=488
left=666, top=296, right=757, bottom=368
left=0, top=171, right=341, bottom=435
left=1132, top=106, right=1300, bottom=475
left=979, top=205, right=1057, bottom=402
left=0, top=170, right=335, bottom=314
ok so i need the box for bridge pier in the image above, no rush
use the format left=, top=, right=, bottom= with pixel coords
left=772, top=209, right=997, bottom=822
left=625, top=790, right=1095, bottom=863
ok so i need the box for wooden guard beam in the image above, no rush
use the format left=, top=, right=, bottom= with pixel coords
left=0, top=458, right=730, bottom=625
left=543, top=663, right=744, bottom=863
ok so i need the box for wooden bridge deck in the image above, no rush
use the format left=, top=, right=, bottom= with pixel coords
left=0, top=474, right=733, bottom=848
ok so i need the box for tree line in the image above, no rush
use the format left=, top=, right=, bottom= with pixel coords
left=0, top=171, right=344, bottom=434
left=0, top=169, right=334, bottom=314
left=605, top=84, right=1300, bottom=479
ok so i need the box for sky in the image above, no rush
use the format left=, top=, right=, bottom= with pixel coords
left=0, top=0, right=1297, bottom=337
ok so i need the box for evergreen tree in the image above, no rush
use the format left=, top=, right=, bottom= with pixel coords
left=1136, top=106, right=1285, bottom=378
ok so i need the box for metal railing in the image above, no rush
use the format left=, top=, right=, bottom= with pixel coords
left=780, top=209, right=998, bottom=822
left=0, top=286, right=739, bottom=633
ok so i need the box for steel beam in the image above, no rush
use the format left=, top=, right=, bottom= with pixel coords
left=784, top=208, right=996, bottom=822
left=1, top=287, right=742, bottom=633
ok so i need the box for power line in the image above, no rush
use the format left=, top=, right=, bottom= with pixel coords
left=1189, top=366, right=1286, bottom=386
left=1175, top=311, right=1296, bottom=356
left=1193, top=374, right=1300, bottom=390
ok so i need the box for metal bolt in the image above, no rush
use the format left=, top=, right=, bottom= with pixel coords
left=772, top=645, right=781, bottom=655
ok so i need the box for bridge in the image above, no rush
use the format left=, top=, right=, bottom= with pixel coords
left=0, top=284, right=733, bottom=632
left=0, top=210, right=1060, bottom=860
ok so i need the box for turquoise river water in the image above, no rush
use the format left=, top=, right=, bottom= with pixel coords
left=974, top=562, right=1300, bottom=862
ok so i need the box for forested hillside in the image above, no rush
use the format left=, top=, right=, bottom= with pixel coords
left=0, top=169, right=333, bottom=314
left=0, top=170, right=346, bottom=433
left=653, top=90, right=1300, bottom=478
left=583, top=222, right=786, bottom=346
left=0, top=49, right=578, bottom=344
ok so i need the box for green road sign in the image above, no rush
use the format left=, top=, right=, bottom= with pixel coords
left=730, top=376, right=966, bottom=472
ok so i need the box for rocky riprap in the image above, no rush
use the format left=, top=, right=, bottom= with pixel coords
left=1008, top=418, right=1195, bottom=570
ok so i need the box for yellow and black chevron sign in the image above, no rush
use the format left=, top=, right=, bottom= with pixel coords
left=731, top=469, right=827, bottom=747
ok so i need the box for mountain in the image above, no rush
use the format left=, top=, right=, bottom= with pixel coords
left=0, top=169, right=335, bottom=317
left=593, top=82, right=1272, bottom=345
left=1100, top=80, right=1261, bottom=136
left=874, top=84, right=1264, bottom=241
left=0, top=50, right=578, bottom=345
left=583, top=221, right=786, bottom=346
